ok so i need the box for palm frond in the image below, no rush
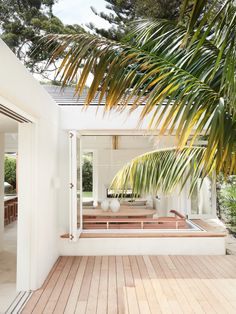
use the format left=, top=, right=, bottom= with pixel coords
left=41, top=0, right=236, bottom=176
left=111, top=146, right=207, bottom=196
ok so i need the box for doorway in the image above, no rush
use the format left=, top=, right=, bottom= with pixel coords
left=0, top=113, right=18, bottom=313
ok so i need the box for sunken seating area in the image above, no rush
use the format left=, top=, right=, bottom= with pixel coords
left=82, top=209, right=188, bottom=230
left=83, top=217, right=188, bottom=230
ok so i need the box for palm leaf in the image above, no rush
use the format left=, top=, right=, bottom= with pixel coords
left=111, top=146, right=207, bottom=196
left=41, top=0, right=236, bottom=177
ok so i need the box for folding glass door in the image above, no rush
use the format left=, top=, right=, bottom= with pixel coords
left=69, top=131, right=82, bottom=240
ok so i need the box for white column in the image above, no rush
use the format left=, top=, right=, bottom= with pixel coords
left=17, top=123, right=37, bottom=291
left=0, top=133, right=4, bottom=252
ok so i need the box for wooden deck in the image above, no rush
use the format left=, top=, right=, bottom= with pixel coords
left=22, top=255, right=236, bottom=314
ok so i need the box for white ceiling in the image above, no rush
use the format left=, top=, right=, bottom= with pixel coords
left=0, top=113, right=18, bottom=132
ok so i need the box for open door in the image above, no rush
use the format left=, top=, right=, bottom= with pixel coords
left=69, top=131, right=82, bottom=241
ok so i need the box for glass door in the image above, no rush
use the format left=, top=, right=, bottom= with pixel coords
left=77, top=134, right=82, bottom=233
left=69, top=131, right=82, bottom=241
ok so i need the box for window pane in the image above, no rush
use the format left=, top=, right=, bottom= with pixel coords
left=82, top=152, right=93, bottom=200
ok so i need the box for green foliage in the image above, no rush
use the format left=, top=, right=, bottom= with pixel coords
left=220, top=183, right=236, bottom=225
left=0, top=0, right=83, bottom=79
left=82, top=153, right=93, bottom=192
left=4, top=156, right=16, bottom=189
left=88, top=0, right=182, bottom=40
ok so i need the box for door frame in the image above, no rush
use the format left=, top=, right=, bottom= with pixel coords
left=0, top=97, right=37, bottom=291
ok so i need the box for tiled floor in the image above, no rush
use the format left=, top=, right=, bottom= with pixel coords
left=0, top=222, right=17, bottom=314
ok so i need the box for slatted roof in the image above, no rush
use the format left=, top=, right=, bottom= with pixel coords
left=43, top=84, right=149, bottom=106
left=43, top=85, right=102, bottom=106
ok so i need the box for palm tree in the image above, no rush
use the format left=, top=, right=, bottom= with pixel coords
left=43, top=0, right=236, bottom=192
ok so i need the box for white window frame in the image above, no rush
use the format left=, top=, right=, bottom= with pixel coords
left=82, top=149, right=98, bottom=204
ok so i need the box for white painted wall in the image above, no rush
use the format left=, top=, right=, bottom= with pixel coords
left=59, top=237, right=225, bottom=256
left=60, top=106, right=157, bottom=131
left=82, top=135, right=156, bottom=201
left=0, top=40, right=60, bottom=291
left=0, top=134, right=4, bottom=252
left=59, top=105, right=209, bottom=133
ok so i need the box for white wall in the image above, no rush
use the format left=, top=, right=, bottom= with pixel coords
left=0, top=134, right=4, bottom=252
left=82, top=135, right=156, bottom=201
left=59, top=105, right=209, bottom=133
left=59, top=237, right=225, bottom=256
left=60, top=106, right=157, bottom=131
left=0, top=40, right=60, bottom=291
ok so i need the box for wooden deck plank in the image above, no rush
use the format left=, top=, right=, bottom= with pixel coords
left=53, top=257, right=81, bottom=313
left=96, top=256, right=108, bottom=314
left=144, top=256, right=172, bottom=313
left=129, top=256, right=151, bottom=314
left=116, top=256, right=129, bottom=314
left=178, top=256, right=227, bottom=313
left=43, top=256, right=74, bottom=313
left=22, top=255, right=236, bottom=314
left=64, top=256, right=88, bottom=314
left=32, top=257, right=69, bottom=314
left=160, top=255, right=194, bottom=314
left=21, top=257, right=63, bottom=314
left=135, top=256, right=162, bottom=313
left=192, top=256, right=236, bottom=312
left=170, top=256, right=212, bottom=313
left=123, top=256, right=140, bottom=314
left=80, top=231, right=225, bottom=238
left=155, top=256, right=186, bottom=314
left=85, top=256, right=102, bottom=314
left=75, top=256, right=95, bottom=314
left=108, top=256, right=118, bottom=314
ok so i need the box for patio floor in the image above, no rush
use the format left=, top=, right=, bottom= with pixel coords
left=22, top=255, right=236, bottom=314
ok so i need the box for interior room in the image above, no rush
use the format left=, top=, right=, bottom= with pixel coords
left=0, top=113, right=18, bottom=313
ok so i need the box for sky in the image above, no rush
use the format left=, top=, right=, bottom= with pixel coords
left=53, top=0, right=110, bottom=29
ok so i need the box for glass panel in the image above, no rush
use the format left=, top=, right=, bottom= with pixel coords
left=82, top=152, right=93, bottom=200
left=77, top=136, right=81, bottom=230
